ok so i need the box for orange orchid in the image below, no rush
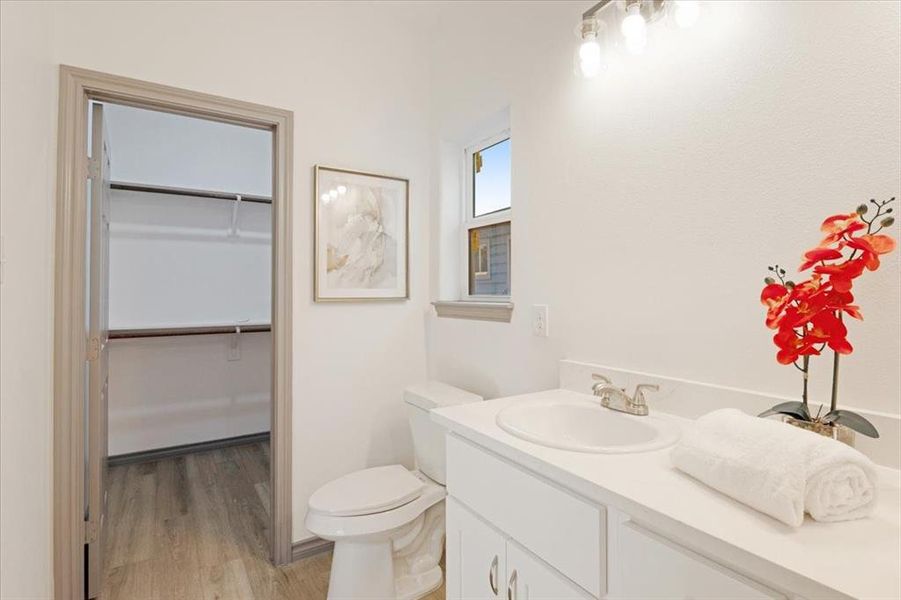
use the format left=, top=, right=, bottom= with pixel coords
left=813, top=257, right=866, bottom=292
left=799, top=247, right=843, bottom=271
left=843, top=234, right=896, bottom=271
left=819, top=212, right=866, bottom=245
left=759, top=198, right=895, bottom=438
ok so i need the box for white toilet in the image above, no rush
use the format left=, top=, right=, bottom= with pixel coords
left=305, top=381, right=482, bottom=600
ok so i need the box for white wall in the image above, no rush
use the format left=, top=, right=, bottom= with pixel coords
left=105, top=102, right=272, bottom=196
left=0, top=2, right=433, bottom=597
left=427, top=2, right=901, bottom=421
left=108, top=334, right=271, bottom=455
left=0, top=3, right=55, bottom=597
left=108, top=190, right=271, bottom=328
left=106, top=104, right=272, bottom=328
left=103, top=105, right=272, bottom=455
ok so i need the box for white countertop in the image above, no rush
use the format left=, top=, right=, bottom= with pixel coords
left=432, top=389, right=901, bottom=600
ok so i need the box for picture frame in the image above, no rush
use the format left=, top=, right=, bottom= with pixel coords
left=314, top=165, right=410, bottom=301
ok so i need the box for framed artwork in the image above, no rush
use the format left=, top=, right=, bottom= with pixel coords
left=314, top=165, right=409, bottom=301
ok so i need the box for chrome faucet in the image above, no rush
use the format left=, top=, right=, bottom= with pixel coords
left=591, top=374, right=658, bottom=416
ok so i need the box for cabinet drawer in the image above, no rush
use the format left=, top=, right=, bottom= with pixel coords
left=446, top=435, right=605, bottom=598
left=616, top=521, right=785, bottom=599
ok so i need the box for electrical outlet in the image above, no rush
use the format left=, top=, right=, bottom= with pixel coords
left=532, top=304, right=549, bottom=337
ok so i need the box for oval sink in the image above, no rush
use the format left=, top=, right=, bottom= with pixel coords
left=496, top=399, right=680, bottom=454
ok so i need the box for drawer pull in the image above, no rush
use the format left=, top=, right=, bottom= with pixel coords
left=507, top=569, right=518, bottom=600
left=489, top=555, right=498, bottom=595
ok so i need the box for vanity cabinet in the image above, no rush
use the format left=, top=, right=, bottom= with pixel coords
left=445, top=434, right=605, bottom=597
left=447, top=497, right=591, bottom=600
left=445, top=433, right=789, bottom=600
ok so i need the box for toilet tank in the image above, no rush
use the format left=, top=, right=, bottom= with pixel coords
left=405, top=381, right=482, bottom=485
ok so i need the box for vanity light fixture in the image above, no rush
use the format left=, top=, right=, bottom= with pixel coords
left=576, top=0, right=697, bottom=77
left=621, top=1, right=648, bottom=55
left=577, top=16, right=604, bottom=78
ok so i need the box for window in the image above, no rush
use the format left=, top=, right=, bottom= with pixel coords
left=465, top=132, right=511, bottom=298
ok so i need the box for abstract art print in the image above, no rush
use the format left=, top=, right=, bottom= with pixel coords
left=314, top=165, right=409, bottom=301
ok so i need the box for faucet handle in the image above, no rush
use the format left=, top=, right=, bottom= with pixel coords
left=591, top=373, right=612, bottom=393
left=632, top=383, right=659, bottom=407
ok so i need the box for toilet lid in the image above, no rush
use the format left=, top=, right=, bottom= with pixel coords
left=308, top=465, right=425, bottom=517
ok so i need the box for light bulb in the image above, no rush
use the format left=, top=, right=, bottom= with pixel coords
left=329, top=189, right=338, bottom=198
left=574, top=16, right=606, bottom=79
left=337, top=185, right=347, bottom=195
left=320, top=193, right=330, bottom=204
left=621, top=4, right=647, bottom=55
left=674, top=0, right=700, bottom=28
left=578, top=38, right=602, bottom=78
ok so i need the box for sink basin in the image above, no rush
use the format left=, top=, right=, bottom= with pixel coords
left=496, top=398, right=680, bottom=454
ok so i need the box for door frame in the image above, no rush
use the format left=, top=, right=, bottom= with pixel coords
left=53, top=65, right=294, bottom=599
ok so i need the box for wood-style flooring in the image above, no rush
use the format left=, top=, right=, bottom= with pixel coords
left=102, top=442, right=445, bottom=600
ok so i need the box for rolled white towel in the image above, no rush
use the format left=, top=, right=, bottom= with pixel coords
left=671, top=408, right=878, bottom=527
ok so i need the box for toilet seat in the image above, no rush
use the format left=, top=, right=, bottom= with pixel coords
left=309, top=465, right=425, bottom=517
left=305, top=469, right=445, bottom=541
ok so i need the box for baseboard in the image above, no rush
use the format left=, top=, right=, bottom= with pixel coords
left=108, top=431, right=271, bottom=466
left=292, top=536, right=334, bottom=561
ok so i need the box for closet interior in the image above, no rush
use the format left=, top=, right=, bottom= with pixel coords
left=93, top=102, right=275, bottom=599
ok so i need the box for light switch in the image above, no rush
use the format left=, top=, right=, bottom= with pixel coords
left=532, top=304, right=549, bottom=337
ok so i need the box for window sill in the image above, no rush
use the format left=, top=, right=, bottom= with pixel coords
left=431, top=300, right=514, bottom=323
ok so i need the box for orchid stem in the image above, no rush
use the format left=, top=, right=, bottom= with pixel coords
left=801, top=355, right=809, bottom=408
left=830, top=351, right=840, bottom=413
left=830, top=312, right=844, bottom=413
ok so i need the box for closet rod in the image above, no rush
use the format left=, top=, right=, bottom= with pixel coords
left=109, top=324, right=271, bottom=340
left=110, top=181, right=272, bottom=204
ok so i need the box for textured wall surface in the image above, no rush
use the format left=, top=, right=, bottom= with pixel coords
left=427, top=2, right=901, bottom=416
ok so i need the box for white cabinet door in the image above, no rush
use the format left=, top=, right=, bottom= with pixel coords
left=506, top=539, right=592, bottom=600
left=616, top=521, right=785, bottom=600
left=447, top=497, right=506, bottom=600
left=447, top=435, right=605, bottom=597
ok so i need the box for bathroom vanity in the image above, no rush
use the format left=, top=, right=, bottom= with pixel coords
left=432, top=388, right=901, bottom=600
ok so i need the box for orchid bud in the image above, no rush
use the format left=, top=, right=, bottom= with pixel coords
left=764, top=277, right=775, bottom=285
left=882, top=216, right=895, bottom=227
left=856, top=204, right=868, bottom=215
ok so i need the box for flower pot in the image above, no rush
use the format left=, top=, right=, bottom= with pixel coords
left=784, top=416, right=856, bottom=447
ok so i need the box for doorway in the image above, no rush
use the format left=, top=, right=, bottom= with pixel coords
left=53, top=66, right=293, bottom=599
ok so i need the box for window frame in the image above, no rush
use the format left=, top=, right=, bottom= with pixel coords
left=461, top=129, right=511, bottom=301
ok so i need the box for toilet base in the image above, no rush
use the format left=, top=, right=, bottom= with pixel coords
left=324, top=500, right=445, bottom=600
left=327, top=540, right=396, bottom=599
left=396, top=564, right=442, bottom=600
